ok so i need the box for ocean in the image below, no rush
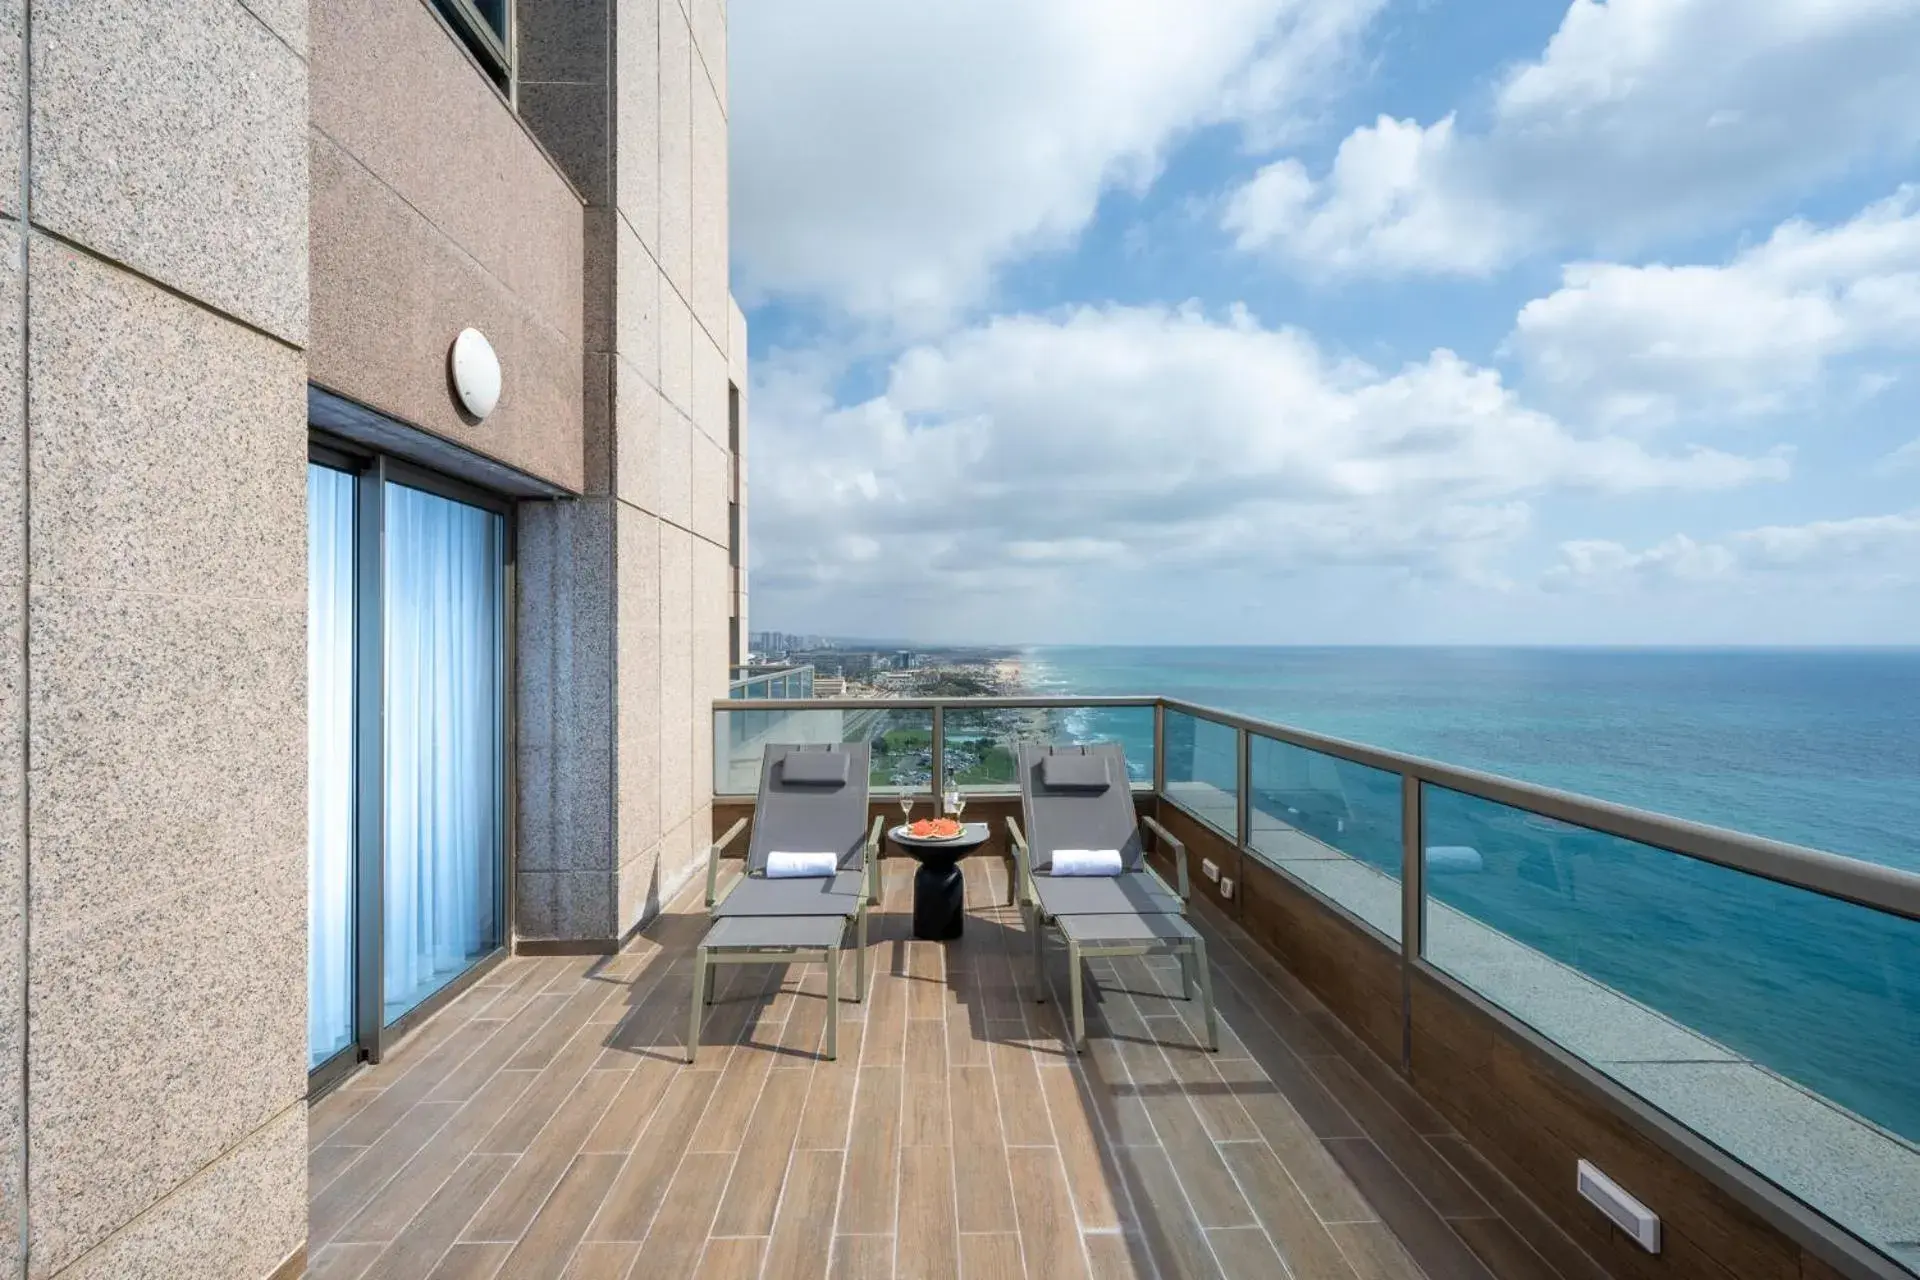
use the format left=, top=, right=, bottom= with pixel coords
left=1023, top=646, right=1920, bottom=1155
left=1025, top=645, right=1920, bottom=873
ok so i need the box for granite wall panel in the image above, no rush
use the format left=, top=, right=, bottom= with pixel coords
left=0, top=216, right=22, bottom=1280
left=309, top=132, right=585, bottom=493
left=311, top=0, right=582, bottom=340
left=616, top=359, right=665, bottom=517
left=0, top=0, right=20, bottom=218
left=692, top=0, right=726, bottom=115
left=691, top=66, right=729, bottom=350
left=29, top=0, right=308, bottom=343
left=657, top=0, right=694, bottom=304
left=618, top=504, right=664, bottom=882
left=53, top=1104, right=306, bottom=1280
left=18, top=10, right=310, bottom=1261
left=616, top=0, right=662, bottom=256
left=514, top=499, right=614, bottom=888
left=658, top=523, right=696, bottom=833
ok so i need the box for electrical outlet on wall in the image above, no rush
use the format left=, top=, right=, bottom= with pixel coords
left=1219, top=876, right=1235, bottom=899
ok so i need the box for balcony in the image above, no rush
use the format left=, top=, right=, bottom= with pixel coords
left=305, top=696, right=1920, bottom=1280
left=730, top=664, right=818, bottom=701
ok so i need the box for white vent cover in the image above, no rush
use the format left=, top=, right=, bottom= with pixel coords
left=450, top=328, right=502, bottom=421
left=1577, top=1159, right=1660, bottom=1253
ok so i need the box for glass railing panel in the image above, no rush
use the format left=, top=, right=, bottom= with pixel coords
left=1247, top=734, right=1403, bottom=940
left=713, top=705, right=936, bottom=796
left=1422, top=784, right=1920, bottom=1264
left=941, top=704, right=1155, bottom=794
left=1163, top=709, right=1239, bottom=837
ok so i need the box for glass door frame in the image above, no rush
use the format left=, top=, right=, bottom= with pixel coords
left=308, top=434, right=519, bottom=1095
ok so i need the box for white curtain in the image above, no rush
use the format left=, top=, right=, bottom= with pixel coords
left=382, top=481, right=504, bottom=1023
left=307, top=465, right=357, bottom=1068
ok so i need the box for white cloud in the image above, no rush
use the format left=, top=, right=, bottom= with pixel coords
left=748, top=304, right=1787, bottom=631
left=1879, top=437, right=1920, bottom=474
left=1509, top=187, right=1920, bottom=425
left=1224, top=115, right=1513, bottom=274
left=1546, top=510, right=1920, bottom=590
left=732, top=0, right=1384, bottom=326
left=1545, top=535, right=1738, bottom=588
left=1738, top=511, right=1920, bottom=568
left=1225, top=0, right=1920, bottom=276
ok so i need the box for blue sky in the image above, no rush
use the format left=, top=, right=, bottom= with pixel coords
left=729, top=0, right=1920, bottom=645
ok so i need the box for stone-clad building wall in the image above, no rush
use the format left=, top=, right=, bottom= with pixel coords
left=0, top=0, right=742, bottom=1272
left=3, top=3, right=310, bottom=1275
left=514, top=0, right=742, bottom=945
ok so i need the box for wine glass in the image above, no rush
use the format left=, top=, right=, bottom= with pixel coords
left=951, top=790, right=968, bottom=825
left=898, top=793, right=914, bottom=835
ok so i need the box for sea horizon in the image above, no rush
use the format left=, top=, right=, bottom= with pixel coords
left=1009, top=643, right=1920, bottom=875
left=817, top=637, right=1920, bottom=655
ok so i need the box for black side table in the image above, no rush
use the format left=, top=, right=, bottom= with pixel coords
left=889, top=822, right=991, bottom=940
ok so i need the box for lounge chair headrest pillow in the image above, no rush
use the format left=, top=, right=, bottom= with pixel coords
left=781, top=751, right=849, bottom=786
left=1041, top=753, right=1110, bottom=791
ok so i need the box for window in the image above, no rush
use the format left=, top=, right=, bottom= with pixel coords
left=380, top=480, right=506, bottom=1023
left=308, top=463, right=356, bottom=1071
left=306, top=446, right=511, bottom=1088
left=433, top=0, right=513, bottom=90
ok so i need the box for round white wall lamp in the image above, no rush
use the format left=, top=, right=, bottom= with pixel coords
left=449, top=327, right=502, bottom=421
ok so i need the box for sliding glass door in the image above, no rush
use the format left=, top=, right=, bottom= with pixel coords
left=307, top=446, right=510, bottom=1084
left=308, top=463, right=357, bottom=1070
left=382, top=481, right=505, bottom=1022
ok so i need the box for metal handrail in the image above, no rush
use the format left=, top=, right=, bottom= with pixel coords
left=728, top=663, right=815, bottom=694
left=720, top=695, right=1159, bottom=711
left=1157, top=695, right=1920, bottom=924
left=712, top=693, right=1920, bottom=924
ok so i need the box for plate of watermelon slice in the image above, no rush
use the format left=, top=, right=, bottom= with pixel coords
left=896, top=817, right=965, bottom=841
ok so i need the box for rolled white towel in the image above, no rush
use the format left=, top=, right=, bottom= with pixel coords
left=1425, top=845, right=1483, bottom=873
left=1051, top=848, right=1122, bottom=877
left=766, top=850, right=839, bottom=879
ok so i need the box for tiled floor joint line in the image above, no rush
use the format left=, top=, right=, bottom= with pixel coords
left=304, top=852, right=1589, bottom=1280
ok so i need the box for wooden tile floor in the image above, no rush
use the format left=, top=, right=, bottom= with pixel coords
left=306, top=858, right=1593, bottom=1280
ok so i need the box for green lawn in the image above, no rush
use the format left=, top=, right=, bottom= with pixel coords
left=880, top=728, right=932, bottom=752
left=954, top=744, right=1016, bottom=785
left=867, top=729, right=1017, bottom=786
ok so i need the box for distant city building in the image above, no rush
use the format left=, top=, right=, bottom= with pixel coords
left=749, top=630, right=833, bottom=656
left=841, top=653, right=876, bottom=677
left=813, top=676, right=847, bottom=697
left=893, top=649, right=915, bottom=670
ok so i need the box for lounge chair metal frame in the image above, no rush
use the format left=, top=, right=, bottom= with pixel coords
left=1008, top=742, right=1217, bottom=1052
left=1051, top=913, right=1217, bottom=1056
left=690, top=914, right=852, bottom=1062
left=692, top=744, right=883, bottom=1063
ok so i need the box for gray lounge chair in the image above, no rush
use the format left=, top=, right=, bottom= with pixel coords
left=1008, top=743, right=1218, bottom=1053
left=692, top=743, right=882, bottom=1062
